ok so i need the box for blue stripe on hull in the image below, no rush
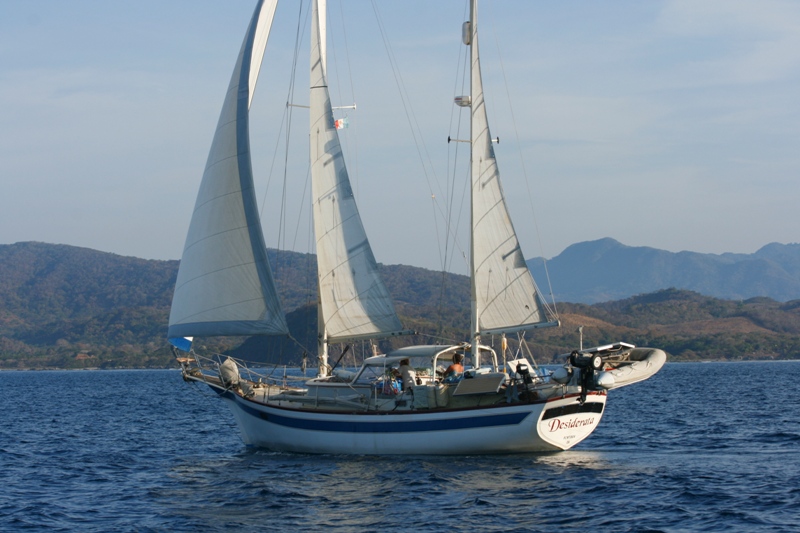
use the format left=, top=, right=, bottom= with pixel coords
left=225, top=392, right=532, bottom=433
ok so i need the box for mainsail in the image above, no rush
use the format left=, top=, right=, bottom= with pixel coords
left=467, top=0, right=557, bottom=337
left=309, top=0, right=404, bottom=344
left=168, top=0, right=287, bottom=340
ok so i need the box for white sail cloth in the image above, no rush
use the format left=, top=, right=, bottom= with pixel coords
left=468, top=2, right=556, bottom=335
left=168, top=0, right=287, bottom=340
left=309, top=0, right=404, bottom=343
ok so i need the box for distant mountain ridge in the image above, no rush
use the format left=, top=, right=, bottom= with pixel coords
left=528, top=238, right=800, bottom=304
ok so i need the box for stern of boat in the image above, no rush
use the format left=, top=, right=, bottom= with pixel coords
left=536, top=393, right=607, bottom=450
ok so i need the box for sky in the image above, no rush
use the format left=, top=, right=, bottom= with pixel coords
left=1, top=0, right=798, bottom=274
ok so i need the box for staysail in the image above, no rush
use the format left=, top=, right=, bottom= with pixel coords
left=468, top=0, right=557, bottom=337
left=310, top=0, right=404, bottom=344
left=168, top=0, right=287, bottom=341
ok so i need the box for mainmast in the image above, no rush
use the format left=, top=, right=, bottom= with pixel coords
left=463, top=0, right=559, bottom=370
left=312, top=0, right=329, bottom=377
left=309, top=0, right=406, bottom=377
left=468, top=0, right=481, bottom=367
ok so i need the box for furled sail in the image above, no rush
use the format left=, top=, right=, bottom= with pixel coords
left=168, top=0, right=287, bottom=340
left=468, top=1, right=556, bottom=336
left=310, top=0, right=404, bottom=343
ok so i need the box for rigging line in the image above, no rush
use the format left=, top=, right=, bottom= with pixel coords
left=518, top=332, right=540, bottom=371
left=436, top=0, right=472, bottom=293
left=329, top=5, right=344, bottom=110
left=428, top=5, right=470, bottom=340
left=443, top=0, right=471, bottom=277
left=328, top=2, right=360, bottom=198
left=285, top=5, right=313, bottom=257
left=279, top=1, right=310, bottom=256
left=436, top=9, right=468, bottom=333
left=305, top=198, right=315, bottom=306
left=337, top=0, right=359, bottom=193
left=258, top=6, right=298, bottom=232
left=289, top=164, right=311, bottom=253
left=425, top=332, right=462, bottom=345
left=441, top=44, right=461, bottom=273
left=427, top=171, right=469, bottom=274
left=439, top=53, right=470, bottom=336
left=429, top=198, right=449, bottom=337
left=369, top=1, right=441, bottom=209
left=369, top=0, right=461, bottom=317
left=450, top=160, right=472, bottom=272
left=487, top=6, right=559, bottom=318
left=287, top=333, right=315, bottom=364
left=369, top=1, right=469, bottom=280
left=259, top=103, right=289, bottom=221
left=436, top=24, right=471, bottom=338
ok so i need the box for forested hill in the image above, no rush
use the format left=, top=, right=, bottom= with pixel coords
left=1, top=241, right=799, bottom=369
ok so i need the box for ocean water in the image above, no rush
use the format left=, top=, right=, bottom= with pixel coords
left=1, top=361, right=799, bottom=532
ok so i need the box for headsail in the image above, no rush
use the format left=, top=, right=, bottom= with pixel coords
left=168, top=0, right=287, bottom=341
left=310, top=0, right=404, bottom=344
left=467, top=0, right=557, bottom=337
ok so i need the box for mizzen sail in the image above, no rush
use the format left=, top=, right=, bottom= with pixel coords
left=468, top=0, right=556, bottom=336
left=168, top=0, right=287, bottom=340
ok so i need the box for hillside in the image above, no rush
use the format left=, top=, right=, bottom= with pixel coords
left=528, top=238, right=800, bottom=303
left=1, top=241, right=799, bottom=369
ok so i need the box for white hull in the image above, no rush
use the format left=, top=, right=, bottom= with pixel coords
left=213, top=385, right=607, bottom=455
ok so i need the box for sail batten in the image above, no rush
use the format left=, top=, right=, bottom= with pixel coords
left=310, top=0, right=404, bottom=345
left=168, top=0, right=287, bottom=340
left=480, top=320, right=561, bottom=337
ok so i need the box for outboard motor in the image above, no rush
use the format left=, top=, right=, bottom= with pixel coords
left=516, top=362, right=534, bottom=385
left=569, top=351, right=604, bottom=404
left=569, top=351, right=603, bottom=371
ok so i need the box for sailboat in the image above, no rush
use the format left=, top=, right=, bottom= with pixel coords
left=168, top=0, right=666, bottom=454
